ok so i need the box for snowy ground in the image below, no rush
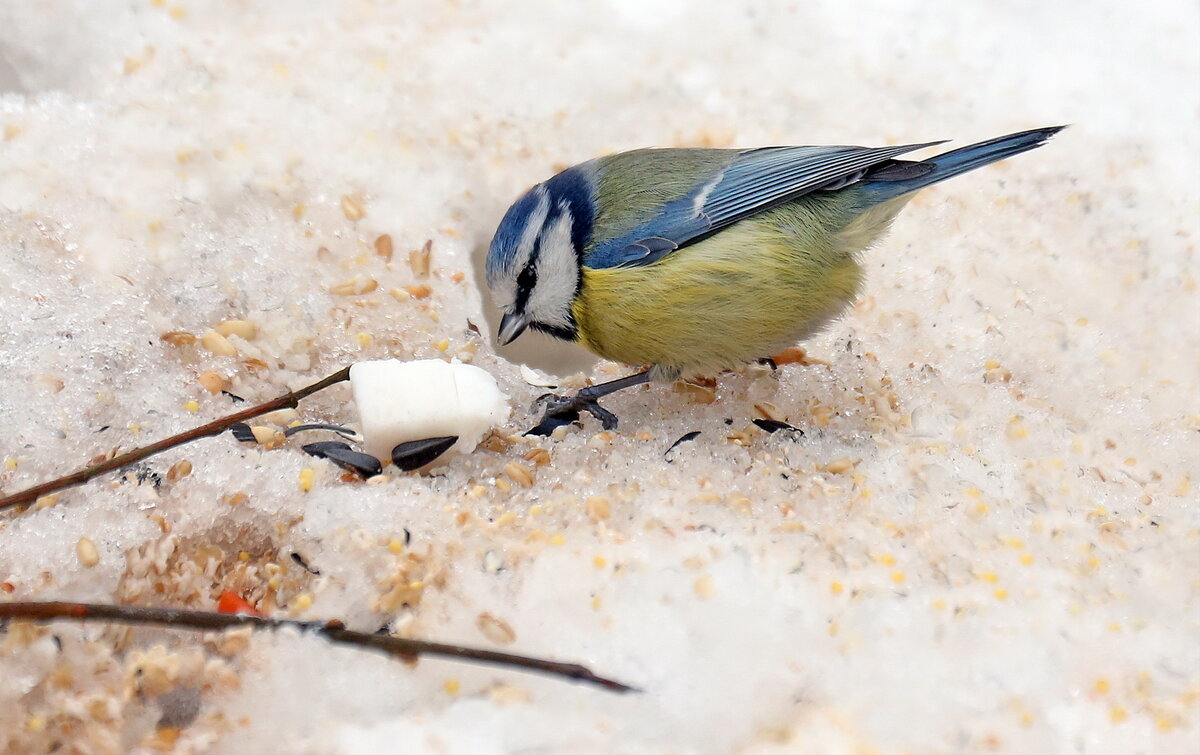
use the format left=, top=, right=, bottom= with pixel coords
left=1, top=1, right=1197, bottom=753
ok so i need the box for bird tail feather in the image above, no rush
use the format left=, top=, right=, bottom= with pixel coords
left=862, top=125, right=1066, bottom=204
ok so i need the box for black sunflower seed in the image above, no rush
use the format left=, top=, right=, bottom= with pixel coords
left=301, top=441, right=382, bottom=478
left=229, top=423, right=256, bottom=442
left=391, top=436, right=458, bottom=471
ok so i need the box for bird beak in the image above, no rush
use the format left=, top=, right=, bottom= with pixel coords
left=497, top=311, right=529, bottom=345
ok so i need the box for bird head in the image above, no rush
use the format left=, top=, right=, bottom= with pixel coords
left=486, top=165, right=595, bottom=346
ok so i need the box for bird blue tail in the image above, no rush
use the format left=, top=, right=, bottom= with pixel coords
left=862, top=125, right=1066, bottom=204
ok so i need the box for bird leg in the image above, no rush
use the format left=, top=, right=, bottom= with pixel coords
left=527, top=370, right=653, bottom=435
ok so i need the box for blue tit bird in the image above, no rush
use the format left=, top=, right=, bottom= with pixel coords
left=486, top=126, right=1064, bottom=431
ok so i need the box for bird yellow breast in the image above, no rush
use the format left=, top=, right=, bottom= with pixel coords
left=573, top=196, right=906, bottom=376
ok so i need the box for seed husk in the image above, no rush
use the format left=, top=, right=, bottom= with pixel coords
left=340, top=194, right=366, bottom=221
left=752, top=418, right=802, bottom=435
left=282, top=423, right=360, bottom=440
left=160, top=331, right=196, bottom=347
left=409, top=239, right=432, bottom=277
left=476, top=613, right=516, bottom=645
left=374, top=234, right=394, bottom=261
left=664, top=431, right=701, bottom=459
left=503, top=462, right=534, bottom=487
left=330, top=276, right=378, bottom=296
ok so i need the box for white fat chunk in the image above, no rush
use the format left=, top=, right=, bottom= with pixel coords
left=349, top=359, right=510, bottom=463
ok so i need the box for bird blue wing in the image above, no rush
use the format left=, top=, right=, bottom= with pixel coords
left=584, top=141, right=943, bottom=269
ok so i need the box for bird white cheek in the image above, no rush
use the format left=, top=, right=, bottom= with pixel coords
left=527, top=210, right=579, bottom=328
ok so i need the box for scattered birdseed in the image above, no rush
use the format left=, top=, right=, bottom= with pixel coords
left=215, top=319, right=257, bottom=340
left=674, top=381, right=717, bottom=404
left=374, top=234, right=394, bottom=261
left=519, top=364, right=558, bottom=388
left=444, top=678, right=461, bottom=695
left=298, top=468, right=315, bottom=492
left=476, top=613, right=516, bottom=645
left=301, top=441, right=383, bottom=478
left=587, top=432, right=614, bottom=449
left=403, top=283, right=432, bottom=299
left=166, top=460, right=192, bottom=482
left=984, top=362, right=1013, bottom=383
left=770, top=346, right=827, bottom=366
left=522, top=448, right=551, bottom=466
left=76, top=536, right=100, bottom=567
left=1007, top=416, right=1029, bottom=440
left=694, top=575, right=715, bottom=600
left=503, top=461, right=534, bottom=487
left=200, top=330, right=237, bottom=357
left=160, top=331, right=196, bottom=347
left=409, top=239, right=432, bottom=277
left=390, top=436, right=458, bottom=471
left=664, top=431, right=702, bottom=460
left=586, top=496, right=611, bottom=521
left=183, top=400, right=199, bottom=413
left=35, top=374, right=64, bottom=393
left=340, top=194, right=366, bottom=221
left=753, top=402, right=782, bottom=422
left=330, top=275, right=378, bottom=296
left=482, top=550, right=504, bottom=574
left=819, top=457, right=859, bottom=474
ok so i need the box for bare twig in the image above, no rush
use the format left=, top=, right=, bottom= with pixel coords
left=0, top=367, right=352, bottom=513
left=0, top=601, right=638, bottom=693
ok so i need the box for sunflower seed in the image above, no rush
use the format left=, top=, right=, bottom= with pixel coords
left=391, top=436, right=457, bottom=471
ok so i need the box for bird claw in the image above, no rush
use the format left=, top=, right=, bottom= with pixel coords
left=527, top=391, right=619, bottom=436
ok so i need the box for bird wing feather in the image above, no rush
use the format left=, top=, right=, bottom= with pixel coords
left=584, top=140, right=943, bottom=269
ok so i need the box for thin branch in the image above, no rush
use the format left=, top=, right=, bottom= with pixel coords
left=0, top=601, right=638, bottom=693
left=0, top=367, right=352, bottom=513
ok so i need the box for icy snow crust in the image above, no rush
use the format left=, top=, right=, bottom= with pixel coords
left=1, top=1, right=1198, bottom=753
